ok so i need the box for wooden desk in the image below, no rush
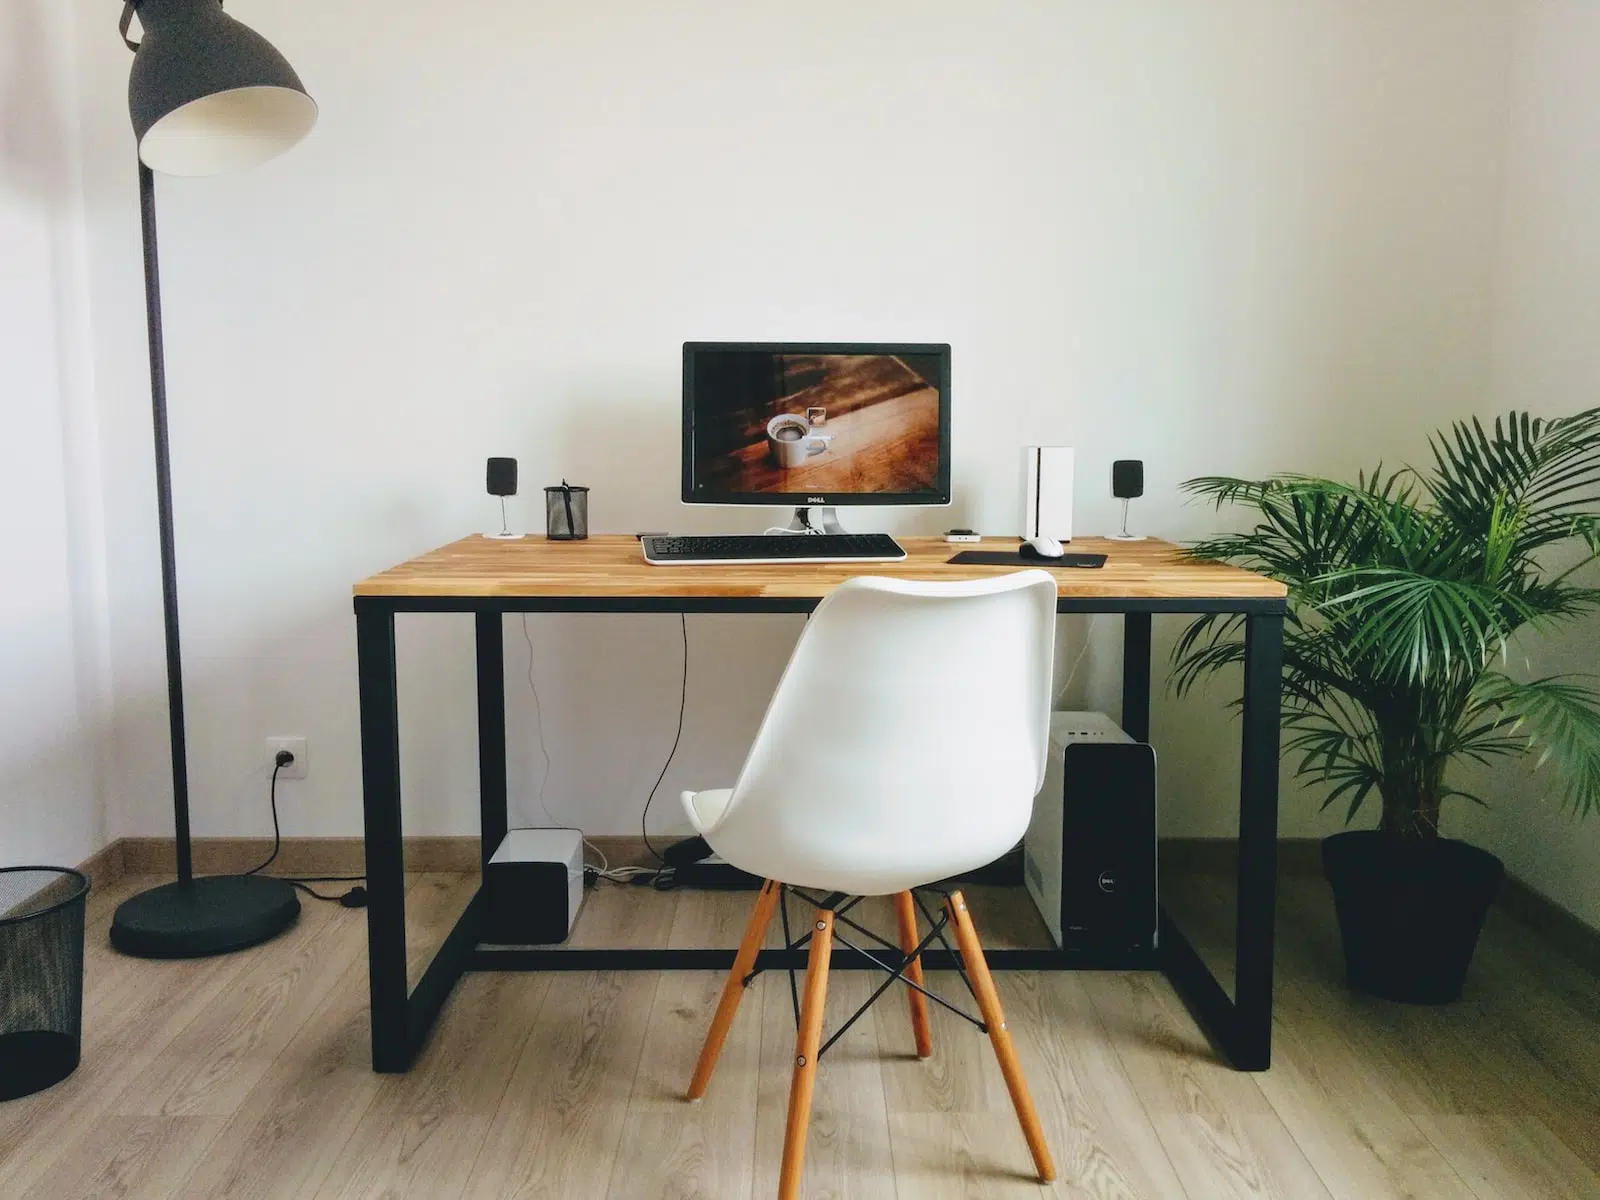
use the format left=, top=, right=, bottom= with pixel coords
left=353, top=535, right=1287, bottom=1074
left=355, top=533, right=1287, bottom=604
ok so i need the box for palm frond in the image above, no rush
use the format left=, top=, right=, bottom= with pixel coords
left=1182, top=475, right=1316, bottom=511
left=1283, top=703, right=1384, bottom=822
left=1575, top=515, right=1600, bottom=557
left=1170, top=612, right=1244, bottom=698
left=1471, top=674, right=1600, bottom=816
left=1316, top=569, right=1533, bottom=682
left=1439, top=787, right=1490, bottom=809
left=1429, top=408, right=1600, bottom=553
left=1187, top=470, right=1423, bottom=591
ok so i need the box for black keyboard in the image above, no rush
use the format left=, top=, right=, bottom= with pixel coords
left=642, top=533, right=907, bottom=565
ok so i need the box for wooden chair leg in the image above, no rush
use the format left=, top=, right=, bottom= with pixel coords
left=688, top=878, right=781, bottom=1100
left=946, top=890, right=1056, bottom=1183
left=779, top=909, right=833, bottom=1200
left=893, top=891, right=933, bottom=1058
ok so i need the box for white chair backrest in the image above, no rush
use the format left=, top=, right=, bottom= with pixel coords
left=706, top=570, right=1058, bottom=894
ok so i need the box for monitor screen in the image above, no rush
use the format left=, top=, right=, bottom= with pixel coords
left=682, top=342, right=951, bottom=506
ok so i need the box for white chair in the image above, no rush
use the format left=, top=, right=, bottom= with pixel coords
left=680, top=571, right=1059, bottom=1198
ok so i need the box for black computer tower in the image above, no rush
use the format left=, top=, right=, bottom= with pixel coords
left=1024, top=713, right=1157, bottom=952
left=1060, top=742, right=1157, bottom=950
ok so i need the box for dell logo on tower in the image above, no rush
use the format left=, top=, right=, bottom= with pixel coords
left=808, top=497, right=826, bottom=504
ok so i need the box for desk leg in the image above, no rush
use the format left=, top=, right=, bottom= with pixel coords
left=1234, top=610, right=1283, bottom=1069
left=476, top=612, right=508, bottom=870
left=1162, top=608, right=1283, bottom=1070
left=1121, top=612, right=1151, bottom=742
left=357, top=603, right=410, bottom=1073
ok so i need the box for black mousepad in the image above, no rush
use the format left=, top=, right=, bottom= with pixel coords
left=947, top=549, right=1107, bottom=568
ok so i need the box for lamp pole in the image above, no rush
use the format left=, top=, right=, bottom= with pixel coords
left=109, top=0, right=318, bottom=957
left=137, top=161, right=194, bottom=886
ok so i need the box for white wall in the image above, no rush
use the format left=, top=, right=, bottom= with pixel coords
left=1452, top=1, right=1600, bottom=927
left=0, top=0, right=110, bottom=867
left=65, top=3, right=1522, bottom=858
left=69, top=0, right=1519, bottom=850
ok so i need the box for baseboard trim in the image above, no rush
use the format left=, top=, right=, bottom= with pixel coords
left=1160, top=837, right=1324, bottom=877
left=1496, top=874, right=1600, bottom=978
left=76, top=840, right=126, bottom=890
left=116, top=836, right=464, bottom=876
left=86, top=833, right=1597, bottom=975
left=91, top=835, right=1329, bottom=881
left=111, top=834, right=660, bottom=877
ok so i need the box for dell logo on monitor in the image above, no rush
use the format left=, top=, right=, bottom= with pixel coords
left=808, top=496, right=827, bottom=504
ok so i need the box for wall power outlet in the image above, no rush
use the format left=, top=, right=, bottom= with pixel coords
left=266, top=736, right=308, bottom=779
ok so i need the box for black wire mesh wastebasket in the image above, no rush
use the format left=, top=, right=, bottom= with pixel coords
left=1, top=867, right=89, bottom=1100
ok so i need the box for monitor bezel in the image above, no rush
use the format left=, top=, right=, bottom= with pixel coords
left=681, top=341, right=953, bottom=508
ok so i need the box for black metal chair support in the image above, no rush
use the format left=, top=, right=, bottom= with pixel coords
left=747, top=888, right=867, bottom=989
left=830, top=923, right=982, bottom=1028
left=832, top=908, right=916, bottom=956
left=776, top=884, right=801, bottom=1027
left=756, top=891, right=867, bottom=966
left=913, top=889, right=981, bottom=1004
left=749, top=886, right=991, bottom=1053
left=820, top=923, right=986, bottom=1059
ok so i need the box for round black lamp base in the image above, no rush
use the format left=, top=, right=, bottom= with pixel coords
left=110, top=875, right=301, bottom=959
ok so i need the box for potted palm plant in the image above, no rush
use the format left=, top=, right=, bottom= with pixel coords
left=1174, top=409, right=1600, bottom=1002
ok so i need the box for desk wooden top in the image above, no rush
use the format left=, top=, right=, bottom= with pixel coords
left=354, top=535, right=1287, bottom=602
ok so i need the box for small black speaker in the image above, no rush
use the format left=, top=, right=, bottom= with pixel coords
left=1112, top=459, right=1144, bottom=500
left=486, top=457, right=518, bottom=497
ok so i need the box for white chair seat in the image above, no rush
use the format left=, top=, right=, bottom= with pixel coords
left=682, top=788, right=733, bottom=831
left=679, top=780, right=1032, bottom=896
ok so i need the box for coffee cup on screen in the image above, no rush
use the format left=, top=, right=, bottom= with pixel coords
left=767, top=414, right=832, bottom=468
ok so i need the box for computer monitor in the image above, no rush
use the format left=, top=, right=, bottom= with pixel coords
left=682, top=342, right=951, bottom=531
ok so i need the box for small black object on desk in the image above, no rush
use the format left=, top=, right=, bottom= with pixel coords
left=486, top=457, right=518, bottom=496
left=485, top=457, right=522, bottom=539
left=1110, top=459, right=1147, bottom=541
left=545, top=480, right=589, bottom=540
left=948, top=548, right=1107, bottom=568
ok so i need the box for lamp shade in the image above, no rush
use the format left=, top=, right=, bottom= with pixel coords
left=128, top=0, right=317, bottom=176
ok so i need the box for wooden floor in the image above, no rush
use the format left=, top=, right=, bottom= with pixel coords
left=1, top=872, right=1596, bottom=1199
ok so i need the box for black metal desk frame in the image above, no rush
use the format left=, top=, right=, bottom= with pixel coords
left=355, top=591, right=1285, bottom=1074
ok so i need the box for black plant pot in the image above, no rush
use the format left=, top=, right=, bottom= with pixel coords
left=1321, top=830, right=1503, bottom=1004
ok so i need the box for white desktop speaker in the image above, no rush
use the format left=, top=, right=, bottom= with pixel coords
left=1023, top=446, right=1074, bottom=542
left=482, top=828, right=585, bottom=944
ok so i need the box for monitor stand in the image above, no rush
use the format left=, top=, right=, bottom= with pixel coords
left=786, top=506, right=847, bottom=534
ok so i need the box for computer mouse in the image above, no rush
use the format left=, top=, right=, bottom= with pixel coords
left=1020, top=535, right=1065, bottom=559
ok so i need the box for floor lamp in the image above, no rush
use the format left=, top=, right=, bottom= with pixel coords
left=109, top=0, right=318, bottom=958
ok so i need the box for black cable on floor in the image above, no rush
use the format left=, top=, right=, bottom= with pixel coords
left=641, top=613, right=689, bottom=863
left=286, top=880, right=347, bottom=903
left=245, top=760, right=287, bottom=876
left=281, top=874, right=367, bottom=883
left=248, top=757, right=367, bottom=905
left=280, top=877, right=367, bottom=906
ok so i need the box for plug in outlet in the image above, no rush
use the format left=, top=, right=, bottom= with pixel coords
left=266, top=736, right=308, bottom=779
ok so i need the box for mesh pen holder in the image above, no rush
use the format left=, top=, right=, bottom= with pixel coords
left=1, top=867, right=89, bottom=1100
left=545, top=482, right=589, bottom=540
